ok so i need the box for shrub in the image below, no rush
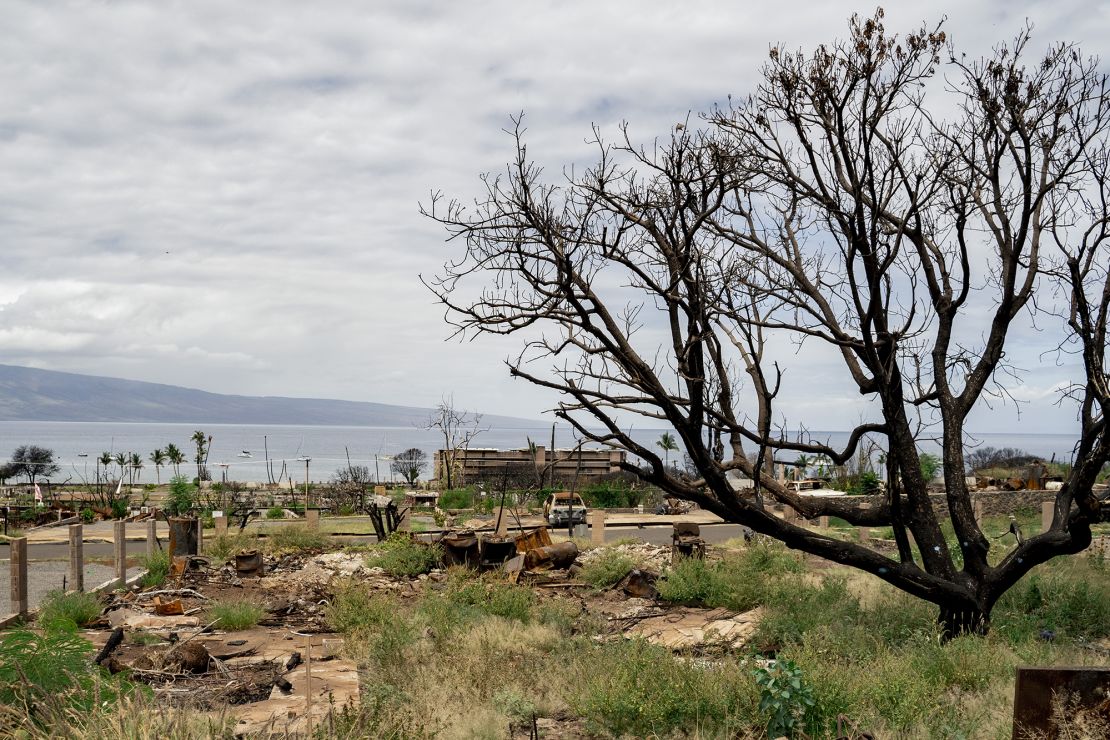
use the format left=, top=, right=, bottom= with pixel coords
left=446, top=577, right=536, bottom=623
left=109, top=498, right=129, bottom=519
left=79, top=508, right=95, bottom=524
left=369, top=533, right=442, bottom=577
left=438, top=489, right=473, bottom=509
left=208, top=600, right=265, bottom=631
left=577, top=550, right=634, bottom=589
left=265, top=505, right=284, bottom=519
left=579, top=482, right=628, bottom=509
left=166, top=475, right=194, bottom=516
left=754, top=658, right=815, bottom=738
left=658, top=541, right=805, bottom=612
left=38, top=591, right=101, bottom=631
left=0, top=628, right=135, bottom=732
left=139, top=549, right=171, bottom=588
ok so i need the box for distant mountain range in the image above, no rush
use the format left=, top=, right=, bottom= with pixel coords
left=0, top=364, right=539, bottom=427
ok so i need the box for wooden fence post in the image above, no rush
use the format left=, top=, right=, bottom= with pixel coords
left=69, top=524, right=84, bottom=592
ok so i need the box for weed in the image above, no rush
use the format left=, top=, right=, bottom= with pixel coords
left=577, top=549, right=633, bottom=589
left=265, top=525, right=329, bottom=553
left=37, top=591, right=101, bottom=631
left=139, top=549, right=171, bottom=588
left=569, top=638, right=758, bottom=736
left=206, top=532, right=259, bottom=563
left=208, top=600, right=265, bottom=631
left=368, top=533, right=441, bottom=577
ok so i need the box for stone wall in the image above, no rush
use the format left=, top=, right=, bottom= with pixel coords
left=930, top=489, right=1059, bottom=518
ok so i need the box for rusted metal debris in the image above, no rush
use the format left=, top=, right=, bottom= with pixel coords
left=522, top=542, right=579, bottom=571
left=672, top=522, right=706, bottom=560
left=619, top=569, right=659, bottom=599
left=441, top=531, right=480, bottom=568
left=235, top=550, right=264, bottom=576
left=1012, top=665, right=1110, bottom=738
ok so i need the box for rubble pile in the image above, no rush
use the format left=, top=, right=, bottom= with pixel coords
left=577, top=541, right=672, bottom=571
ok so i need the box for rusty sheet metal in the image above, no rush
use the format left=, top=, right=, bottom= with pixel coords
left=441, top=532, right=480, bottom=568
left=1012, top=665, right=1110, bottom=738
left=479, top=534, right=519, bottom=569
left=522, top=541, right=579, bottom=571
left=514, top=527, right=553, bottom=554
left=235, top=549, right=264, bottom=576
left=620, top=569, right=659, bottom=599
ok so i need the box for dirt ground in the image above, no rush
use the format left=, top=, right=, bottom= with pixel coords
left=67, top=529, right=768, bottom=737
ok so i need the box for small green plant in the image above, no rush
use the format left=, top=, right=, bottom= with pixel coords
left=37, top=591, right=101, bottom=631
left=79, top=508, right=95, bottom=524
left=754, top=658, right=815, bottom=739
left=138, top=549, right=171, bottom=588
left=266, top=505, right=284, bottom=519
left=578, top=550, right=634, bottom=589
left=369, top=533, right=442, bottom=577
left=209, top=599, right=265, bottom=631
left=110, top=498, right=129, bottom=519
left=166, top=475, right=194, bottom=516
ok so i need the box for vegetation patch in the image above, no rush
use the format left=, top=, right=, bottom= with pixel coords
left=138, top=549, right=171, bottom=588
left=577, top=549, right=634, bottom=589
left=37, top=591, right=101, bottom=632
left=367, top=533, right=442, bottom=577
left=208, top=600, right=265, bottom=631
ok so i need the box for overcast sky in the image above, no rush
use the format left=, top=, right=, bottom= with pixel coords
left=0, top=1, right=1105, bottom=435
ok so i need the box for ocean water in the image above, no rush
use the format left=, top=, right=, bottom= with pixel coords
left=0, top=420, right=1084, bottom=484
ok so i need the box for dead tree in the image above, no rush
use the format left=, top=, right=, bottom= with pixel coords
left=426, top=396, right=487, bottom=489
left=424, top=12, right=1110, bottom=637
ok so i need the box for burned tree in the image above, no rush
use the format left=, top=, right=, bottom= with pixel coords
left=425, top=13, right=1110, bottom=637
left=426, top=397, right=486, bottom=489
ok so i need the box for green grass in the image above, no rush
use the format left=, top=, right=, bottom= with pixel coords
left=265, top=525, right=329, bottom=553
left=37, top=591, right=101, bottom=631
left=208, top=600, right=265, bottom=631
left=577, top=549, right=634, bottom=588
left=138, top=549, right=171, bottom=588
left=205, top=532, right=259, bottom=562
left=367, top=533, right=442, bottom=577
left=657, top=540, right=804, bottom=611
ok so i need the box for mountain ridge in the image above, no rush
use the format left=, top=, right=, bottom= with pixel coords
left=0, top=364, right=540, bottom=427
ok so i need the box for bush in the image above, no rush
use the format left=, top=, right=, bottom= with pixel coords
left=208, top=600, right=265, bottom=631
left=139, top=549, right=171, bottom=588
left=754, top=658, right=816, bottom=738
left=109, top=498, right=129, bottom=519
left=0, top=628, right=136, bottom=733
left=79, top=508, right=95, bottom=524
left=369, top=534, right=442, bottom=577
left=579, top=482, right=629, bottom=509
left=658, top=541, right=804, bottom=612
left=206, top=532, right=259, bottom=563
left=166, top=475, right=194, bottom=516
left=577, top=550, right=634, bottom=589
left=265, top=505, right=284, bottom=519
left=38, top=591, right=101, bottom=631
left=438, top=489, right=473, bottom=509
left=445, top=577, right=536, bottom=623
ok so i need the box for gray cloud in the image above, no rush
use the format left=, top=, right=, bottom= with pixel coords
left=0, top=0, right=1104, bottom=433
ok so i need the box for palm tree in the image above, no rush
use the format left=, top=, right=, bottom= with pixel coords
left=165, top=444, right=185, bottom=477
left=657, top=432, right=678, bottom=470
left=149, top=448, right=167, bottom=484
left=129, top=452, right=143, bottom=484
left=191, top=430, right=211, bottom=481
left=793, top=454, right=812, bottom=481
left=113, top=452, right=128, bottom=483
left=98, top=451, right=113, bottom=484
